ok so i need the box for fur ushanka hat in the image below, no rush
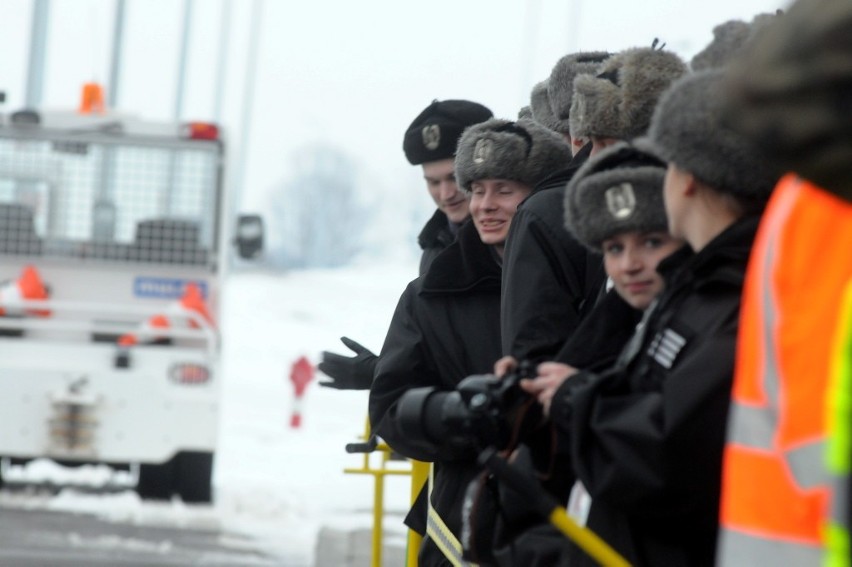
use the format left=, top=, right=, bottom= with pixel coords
left=455, top=118, right=572, bottom=194
left=638, top=69, right=780, bottom=202
left=722, top=0, right=852, bottom=199
left=403, top=99, right=493, bottom=165
left=529, top=80, right=560, bottom=132
left=569, top=46, right=688, bottom=141
left=547, top=51, right=611, bottom=135
left=690, top=12, right=781, bottom=71
left=564, top=142, right=668, bottom=251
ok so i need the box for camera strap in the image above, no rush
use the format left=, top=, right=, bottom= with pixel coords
left=426, top=464, right=479, bottom=567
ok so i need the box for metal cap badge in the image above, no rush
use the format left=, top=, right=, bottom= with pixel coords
left=605, top=182, right=636, bottom=219
left=422, top=124, right=441, bottom=150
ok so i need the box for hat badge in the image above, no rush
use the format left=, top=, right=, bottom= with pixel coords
left=605, top=183, right=637, bottom=219
left=473, top=138, right=494, bottom=164
left=422, top=125, right=441, bottom=150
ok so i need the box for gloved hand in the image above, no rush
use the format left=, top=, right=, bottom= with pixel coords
left=318, top=336, right=378, bottom=390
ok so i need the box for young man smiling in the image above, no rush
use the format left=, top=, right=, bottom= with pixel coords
left=369, top=118, right=571, bottom=567
left=319, top=99, right=492, bottom=390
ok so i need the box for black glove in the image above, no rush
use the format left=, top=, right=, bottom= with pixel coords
left=318, top=336, right=378, bottom=390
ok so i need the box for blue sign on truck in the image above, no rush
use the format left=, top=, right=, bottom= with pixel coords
left=133, top=277, right=209, bottom=299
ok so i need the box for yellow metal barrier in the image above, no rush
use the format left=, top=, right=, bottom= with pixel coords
left=407, top=461, right=429, bottom=566
left=344, top=423, right=630, bottom=567
left=344, top=417, right=425, bottom=567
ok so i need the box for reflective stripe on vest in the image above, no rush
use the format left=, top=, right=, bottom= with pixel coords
left=719, top=176, right=852, bottom=565
left=426, top=464, right=478, bottom=567
left=825, top=282, right=852, bottom=567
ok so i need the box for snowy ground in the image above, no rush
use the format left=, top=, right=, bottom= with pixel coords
left=0, top=261, right=420, bottom=566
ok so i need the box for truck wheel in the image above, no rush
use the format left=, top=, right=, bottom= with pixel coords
left=174, top=451, right=214, bottom=504
left=137, top=460, right=174, bottom=500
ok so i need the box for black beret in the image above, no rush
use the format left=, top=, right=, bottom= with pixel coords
left=403, top=99, right=493, bottom=165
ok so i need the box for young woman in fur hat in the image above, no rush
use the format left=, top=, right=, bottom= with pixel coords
left=518, top=142, right=684, bottom=412
left=368, top=118, right=572, bottom=567
left=517, top=69, right=780, bottom=567
left=488, top=141, right=681, bottom=566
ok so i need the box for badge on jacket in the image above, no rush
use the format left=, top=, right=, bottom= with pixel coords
left=646, top=326, right=689, bottom=369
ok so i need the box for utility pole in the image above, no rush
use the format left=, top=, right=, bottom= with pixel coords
left=232, top=0, right=263, bottom=212
left=227, top=0, right=263, bottom=268
left=212, top=0, right=232, bottom=123
left=519, top=0, right=542, bottom=107
left=25, top=0, right=51, bottom=108
left=107, top=0, right=126, bottom=108
left=567, top=0, right=584, bottom=53
left=174, top=0, right=194, bottom=121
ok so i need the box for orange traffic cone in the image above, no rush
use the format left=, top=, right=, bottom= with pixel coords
left=0, top=265, right=51, bottom=317
left=179, top=283, right=214, bottom=328
left=118, top=283, right=213, bottom=346
left=79, top=82, right=105, bottom=114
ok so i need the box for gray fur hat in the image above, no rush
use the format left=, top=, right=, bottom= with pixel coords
left=638, top=69, right=779, bottom=202
left=690, top=20, right=752, bottom=71
left=723, top=0, right=852, bottom=199
left=690, top=13, right=781, bottom=71
left=564, top=142, right=668, bottom=251
left=529, top=80, right=560, bottom=132
left=569, top=46, right=688, bottom=141
left=547, top=51, right=611, bottom=134
left=455, top=118, right=572, bottom=193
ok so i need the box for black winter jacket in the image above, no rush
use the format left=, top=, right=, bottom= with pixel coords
left=501, top=144, right=606, bottom=363
left=370, top=220, right=503, bottom=567
left=491, top=289, right=643, bottom=567
left=555, top=288, right=643, bottom=370
left=418, top=209, right=458, bottom=276
left=551, top=216, right=759, bottom=567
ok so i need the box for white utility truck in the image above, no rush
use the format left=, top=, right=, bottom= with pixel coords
left=0, top=111, right=262, bottom=503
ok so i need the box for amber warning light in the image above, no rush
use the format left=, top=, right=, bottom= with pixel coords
left=183, top=122, right=220, bottom=141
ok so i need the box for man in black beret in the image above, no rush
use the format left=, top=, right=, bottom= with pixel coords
left=403, top=99, right=494, bottom=274
left=318, top=99, right=493, bottom=390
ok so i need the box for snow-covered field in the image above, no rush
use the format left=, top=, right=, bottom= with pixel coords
left=0, top=262, right=420, bottom=565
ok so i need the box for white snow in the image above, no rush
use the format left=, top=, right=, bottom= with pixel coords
left=0, top=261, right=421, bottom=566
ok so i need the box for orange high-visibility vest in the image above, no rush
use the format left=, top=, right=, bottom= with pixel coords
left=718, top=175, right=852, bottom=565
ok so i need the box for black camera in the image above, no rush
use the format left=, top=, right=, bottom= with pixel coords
left=396, top=361, right=536, bottom=451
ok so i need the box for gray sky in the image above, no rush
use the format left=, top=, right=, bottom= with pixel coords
left=1, top=0, right=789, bottom=258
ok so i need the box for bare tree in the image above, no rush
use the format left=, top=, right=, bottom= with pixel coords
left=266, top=145, right=367, bottom=269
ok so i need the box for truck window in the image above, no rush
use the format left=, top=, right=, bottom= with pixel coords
left=0, top=130, right=221, bottom=267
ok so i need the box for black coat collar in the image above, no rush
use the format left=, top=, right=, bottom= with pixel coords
left=418, top=209, right=456, bottom=250
left=657, top=215, right=760, bottom=292
left=420, top=220, right=502, bottom=296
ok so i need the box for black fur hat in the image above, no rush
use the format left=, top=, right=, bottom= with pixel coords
left=569, top=46, right=688, bottom=141
left=638, top=69, right=779, bottom=202
left=547, top=51, right=611, bottom=135
left=403, top=99, right=493, bottom=165
left=564, top=142, right=668, bottom=251
left=455, top=118, right=572, bottom=194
